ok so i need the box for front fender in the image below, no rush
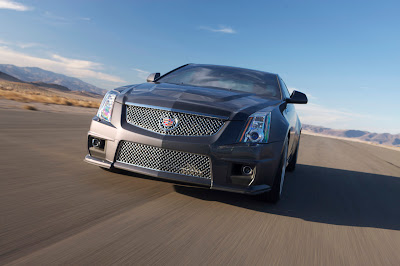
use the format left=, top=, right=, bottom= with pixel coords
left=268, top=104, right=290, bottom=143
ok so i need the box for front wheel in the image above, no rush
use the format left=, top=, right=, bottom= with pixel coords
left=286, top=136, right=300, bottom=172
left=257, top=137, right=288, bottom=203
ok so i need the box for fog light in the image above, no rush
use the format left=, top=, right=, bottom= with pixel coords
left=241, top=165, right=253, bottom=175
left=92, top=138, right=100, bottom=147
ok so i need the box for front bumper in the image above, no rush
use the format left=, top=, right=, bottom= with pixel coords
left=84, top=154, right=272, bottom=195
left=85, top=111, right=284, bottom=195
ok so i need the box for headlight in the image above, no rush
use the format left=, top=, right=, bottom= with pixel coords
left=238, top=111, right=271, bottom=143
left=97, top=90, right=118, bottom=122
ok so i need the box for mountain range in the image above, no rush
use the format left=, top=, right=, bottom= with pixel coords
left=302, top=124, right=400, bottom=147
left=0, top=69, right=101, bottom=108
left=0, top=71, right=70, bottom=91
left=0, top=64, right=107, bottom=95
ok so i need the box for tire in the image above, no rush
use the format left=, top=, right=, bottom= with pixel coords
left=257, top=137, right=288, bottom=203
left=286, top=136, right=300, bottom=172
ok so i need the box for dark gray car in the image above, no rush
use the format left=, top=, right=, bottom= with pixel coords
left=84, top=64, right=307, bottom=203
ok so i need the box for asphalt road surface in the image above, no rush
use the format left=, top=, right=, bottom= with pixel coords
left=1, top=108, right=399, bottom=265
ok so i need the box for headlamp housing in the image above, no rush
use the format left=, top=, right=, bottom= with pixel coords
left=97, top=90, right=118, bottom=122
left=239, top=111, right=271, bottom=143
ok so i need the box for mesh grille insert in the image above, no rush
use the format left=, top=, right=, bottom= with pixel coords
left=116, top=141, right=212, bottom=179
left=125, top=105, right=225, bottom=136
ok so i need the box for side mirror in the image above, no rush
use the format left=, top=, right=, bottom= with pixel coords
left=147, top=73, right=160, bottom=82
left=286, top=90, right=308, bottom=104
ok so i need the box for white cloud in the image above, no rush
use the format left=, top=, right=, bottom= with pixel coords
left=43, top=11, right=66, bottom=21
left=41, top=11, right=91, bottom=24
left=296, top=103, right=361, bottom=125
left=199, top=25, right=236, bottom=34
left=132, top=68, right=150, bottom=80
left=0, top=46, right=126, bottom=84
left=0, top=0, right=30, bottom=11
left=52, top=54, right=103, bottom=70
left=287, top=86, right=398, bottom=133
left=0, top=39, right=44, bottom=49
left=16, top=42, right=44, bottom=49
left=295, top=102, right=394, bottom=133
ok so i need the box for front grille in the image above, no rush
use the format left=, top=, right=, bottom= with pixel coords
left=116, top=141, right=212, bottom=179
left=125, top=104, right=225, bottom=136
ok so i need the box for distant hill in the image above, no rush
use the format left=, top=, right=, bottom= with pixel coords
left=0, top=71, right=25, bottom=83
left=0, top=71, right=102, bottom=98
left=30, top=81, right=71, bottom=92
left=0, top=71, right=72, bottom=92
left=0, top=71, right=101, bottom=108
left=0, top=64, right=107, bottom=95
left=303, top=124, right=400, bottom=147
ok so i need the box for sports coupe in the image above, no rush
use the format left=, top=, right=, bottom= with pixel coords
left=84, top=64, right=307, bottom=202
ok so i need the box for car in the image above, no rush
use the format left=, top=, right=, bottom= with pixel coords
left=84, top=64, right=308, bottom=203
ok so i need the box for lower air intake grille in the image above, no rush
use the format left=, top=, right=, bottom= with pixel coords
left=116, top=141, right=211, bottom=179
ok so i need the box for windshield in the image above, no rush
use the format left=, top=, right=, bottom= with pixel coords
left=156, top=65, right=281, bottom=99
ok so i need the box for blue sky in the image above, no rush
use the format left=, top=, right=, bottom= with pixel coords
left=0, top=0, right=399, bottom=133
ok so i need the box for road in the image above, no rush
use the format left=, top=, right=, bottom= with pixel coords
left=1, top=108, right=399, bottom=265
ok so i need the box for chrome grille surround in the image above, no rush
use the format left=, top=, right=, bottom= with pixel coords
left=125, top=104, right=225, bottom=136
left=116, top=141, right=212, bottom=179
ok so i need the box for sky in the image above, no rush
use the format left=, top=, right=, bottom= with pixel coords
left=0, top=0, right=399, bottom=133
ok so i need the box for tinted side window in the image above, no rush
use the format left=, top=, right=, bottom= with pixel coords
left=279, top=78, right=291, bottom=99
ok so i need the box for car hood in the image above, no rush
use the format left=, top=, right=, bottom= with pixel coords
left=118, top=83, right=281, bottom=121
